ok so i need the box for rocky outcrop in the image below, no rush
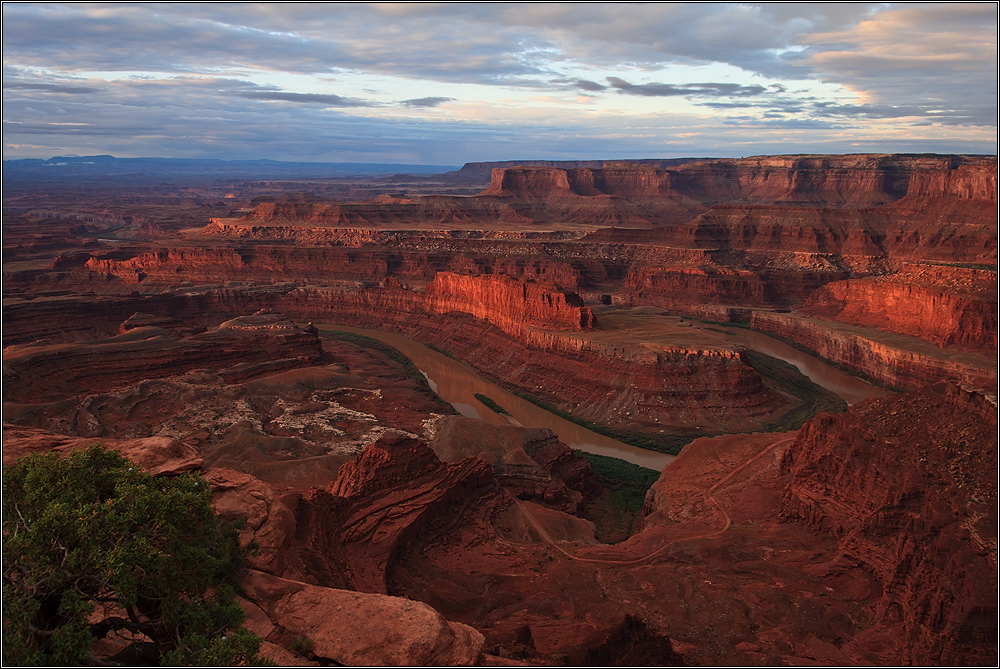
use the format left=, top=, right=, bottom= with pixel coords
left=781, top=384, right=997, bottom=666
left=292, top=433, right=496, bottom=593
left=2, top=311, right=323, bottom=402
left=0, top=424, right=202, bottom=475
left=243, top=570, right=485, bottom=666
left=204, top=468, right=295, bottom=574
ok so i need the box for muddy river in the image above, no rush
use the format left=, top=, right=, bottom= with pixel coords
left=715, top=326, right=887, bottom=406
left=319, top=323, right=884, bottom=471
left=321, top=325, right=677, bottom=471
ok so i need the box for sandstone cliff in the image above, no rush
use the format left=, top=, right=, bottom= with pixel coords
left=750, top=312, right=997, bottom=392
left=803, top=274, right=997, bottom=352
left=781, top=384, right=997, bottom=665
left=423, top=271, right=595, bottom=333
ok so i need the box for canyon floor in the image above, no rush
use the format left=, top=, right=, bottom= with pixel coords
left=3, top=154, right=997, bottom=666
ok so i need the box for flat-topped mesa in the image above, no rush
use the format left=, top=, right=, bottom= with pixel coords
left=2, top=310, right=323, bottom=404
left=423, top=272, right=596, bottom=334
left=478, top=164, right=678, bottom=200
left=194, top=155, right=994, bottom=235
left=477, top=154, right=997, bottom=208
left=687, top=154, right=997, bottom=205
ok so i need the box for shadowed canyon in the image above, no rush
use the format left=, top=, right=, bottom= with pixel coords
left=3, top=154, right=997, bottom=665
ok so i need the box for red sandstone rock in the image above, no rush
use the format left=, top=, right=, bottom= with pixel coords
left=242, top=570, right=485, bottom=666
left=781, top=383, right=997, bottom=665
left=802, top=275, right=997, bottom=352
left=203, top=468, right=295, bottom=574
left=1, top=424, right=202, bottom=475
left=423, top=271, right=595, bottom=332
left=292, top=433, right=496, bottom=593
left=749, top=311, right=996, bottom=391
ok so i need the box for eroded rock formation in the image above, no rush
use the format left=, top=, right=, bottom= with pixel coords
left=3, top=153, right=996, bottom=666
left=423, top=271, right=595, bottom=332
left=802, top=267, right=997, bottom=352
left=2, top=311, right=323, bottom=403
left=781, top=384, right=997, bottom=665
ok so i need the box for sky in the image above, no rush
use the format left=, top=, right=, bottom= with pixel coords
left=2, top=2, right=997, bottom=164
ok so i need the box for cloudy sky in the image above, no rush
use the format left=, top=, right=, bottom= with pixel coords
left=3, top=2, right=997, bottom=164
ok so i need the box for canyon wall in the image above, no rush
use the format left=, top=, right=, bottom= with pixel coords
left=781, top=384, right=997, bottom=665
left=750, top=312, right=997, bottom=391
left=221, top=155, right=995, bottom=232
left=422, top=272, right=595, bottom=333
left=803, top=275, right=997, bottom=352
left=1, top=275, right=786, bottom=433
left=75, top=244, right=587, bottom=290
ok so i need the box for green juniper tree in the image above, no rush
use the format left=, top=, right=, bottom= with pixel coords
left=3, top=445, right=270, bottom=666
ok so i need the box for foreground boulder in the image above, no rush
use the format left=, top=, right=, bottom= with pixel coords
left=204, top=468, right=295, bottom=574
left=243, top=570, right=485, bottom=666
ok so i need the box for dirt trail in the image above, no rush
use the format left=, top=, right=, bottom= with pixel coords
left=512, top=437, right=794, bottom=566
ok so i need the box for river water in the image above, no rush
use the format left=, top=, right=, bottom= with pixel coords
left=321, top=325, right=677, bottom=471
left=715, top=327, right=887, bottom=406
left=319, top=323, right=884, bottom=471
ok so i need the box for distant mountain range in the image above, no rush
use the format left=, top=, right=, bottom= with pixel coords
left=2, top=155, right=462, bottom=185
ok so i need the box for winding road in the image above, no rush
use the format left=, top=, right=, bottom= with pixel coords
left=510, top=437, right=794, bottom=566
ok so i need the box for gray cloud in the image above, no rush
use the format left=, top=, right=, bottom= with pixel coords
left=400, top=97, right=454, bottom=108
left=1, top=3, right=995, bottom=161
left=234, top=90, right=371, bottom=107
left=4, top=82, right=103, bottom=94
left=606, top=78, right=768, bottom=98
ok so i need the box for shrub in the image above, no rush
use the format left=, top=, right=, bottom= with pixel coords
left=2, top=445, right=269, bottom=666
left=290, top=634, right=314, bottom=657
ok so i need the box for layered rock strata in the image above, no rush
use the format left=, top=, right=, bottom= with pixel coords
left=289, top=434, right=497, bottom=593
left=220, top=155, right=997, bottom=243
left=2, top=311, right=323, bottom=403
left=802, top=271, right=997, bottom=352
left=422, top=271, right=595, bottom=332
left=750, top=312, right=997, bottom=391
left=781, top=384, right=997, bottom=665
